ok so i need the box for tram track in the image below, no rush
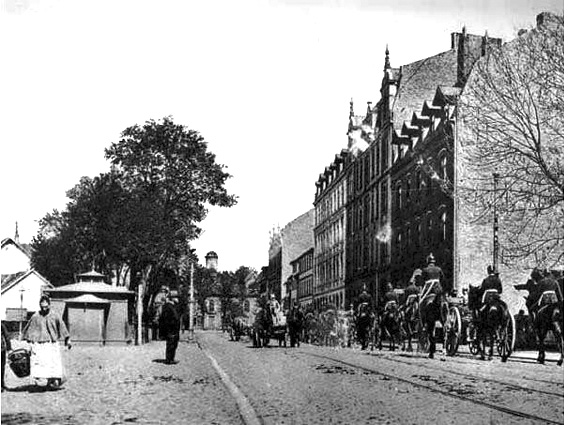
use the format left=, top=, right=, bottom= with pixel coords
left=367, top=350, right=564, bottom=397
left=301, top=350, right=563, bottom=425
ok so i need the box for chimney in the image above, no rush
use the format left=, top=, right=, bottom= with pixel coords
left=456, top=27, right=502, bottom=87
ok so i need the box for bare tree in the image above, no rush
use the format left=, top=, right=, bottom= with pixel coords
left=460, top=14, right=564, bottom=268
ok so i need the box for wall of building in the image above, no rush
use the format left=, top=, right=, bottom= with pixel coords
left=1, top=242, right=30, bottom=275
left=281, top=209, right=315, bottom=301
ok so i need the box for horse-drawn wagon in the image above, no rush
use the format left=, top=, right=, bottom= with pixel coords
left=251, top=305, right=287, bottom=348
left=440, top=289, right=516, bottom=361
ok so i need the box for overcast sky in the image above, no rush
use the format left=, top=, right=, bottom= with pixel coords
left=0, top=0, right=563, bottom=273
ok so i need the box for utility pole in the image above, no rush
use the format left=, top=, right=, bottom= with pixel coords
left=19, top=288, right=25, bottom=339
left=136, top=272, right=143, bottom=346
left=493, top=173, right=500, bottom=274
left=189, top=261, right=195, bottom=340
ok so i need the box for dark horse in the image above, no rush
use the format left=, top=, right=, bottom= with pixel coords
left=355, top=302, right=374, bottom=350
left=287, top=305, right=304, bottom=348
left=470, top=287, right=512, bottom=362
left=378, top=301, right=402, bottom=351
left=516, top=269, right=564, bottom=365
left=418, top=289, right=447, bottom=359
left=400, top=295, right=420, bottom=352
left=252, top=306, right=272, bottom=348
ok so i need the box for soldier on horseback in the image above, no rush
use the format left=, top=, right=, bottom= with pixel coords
left=526, top=268, right=563, bottom=322
left=404, top=270, right=422, bottom=306
left=471, top=265, right=506, bottom=328
left=419, top=253, right=447, bottom=315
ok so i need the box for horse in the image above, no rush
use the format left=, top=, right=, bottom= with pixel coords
left=287, top=306, right=304, bottom=348
left=400, top=294, right=420, bottom=352
left=355, top=302, right=374, bottom=350
left=251, top=306, right=272, bottom=348
left=418, top=284, right=447, bottom=359
left=516, top=269, right=563, bottom=366
left=229, top=315, right=248, bottom=342
left=475, top=289, right=510, bottom=361
left=534, top=299, right=563, bottom=365
left=378, top=300, right=403, bottom=351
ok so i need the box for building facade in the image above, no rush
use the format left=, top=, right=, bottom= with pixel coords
left=290, top=248, right=314, bottom=310
left=343, top=29, right=502, bottom=307
left=281, top=209, right=315, bottom=301
left=314, top=150, right=351, bottom=310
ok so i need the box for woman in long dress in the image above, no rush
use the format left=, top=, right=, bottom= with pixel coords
left=24, top=295, right=71, bottom=389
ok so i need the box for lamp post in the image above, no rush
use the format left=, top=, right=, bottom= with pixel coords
left=493, top=173, right=500, bottom=274
left=19, top=288, right=25, bottom=339
left=188, top=262, right=195, bottom=341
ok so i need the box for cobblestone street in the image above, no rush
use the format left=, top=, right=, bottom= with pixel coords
left=2, top=335, right=241, bottom=425
left=2, top=331, right=563, bottom=425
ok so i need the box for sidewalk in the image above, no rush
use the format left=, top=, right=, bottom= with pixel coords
left=2, top=338, right=242, bottom=425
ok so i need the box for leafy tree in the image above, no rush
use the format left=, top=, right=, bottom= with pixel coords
left=32, top=117, right=237, bottom=334
left=461, top=14, right=564, bottom=267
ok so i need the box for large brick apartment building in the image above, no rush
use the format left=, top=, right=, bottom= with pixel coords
left=310, top=12, right=562, bottom=313
left=315, top=27, right=504, bottom=310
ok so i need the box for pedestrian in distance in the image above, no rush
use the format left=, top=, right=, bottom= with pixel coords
left=159, top=295, right=180, bottom=364
left=23, top=295, right=71, bottom=390
left=2, top=320, right=12, bottom=391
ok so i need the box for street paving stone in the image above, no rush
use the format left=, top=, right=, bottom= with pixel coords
left=1, top=337, right=242, bottom=425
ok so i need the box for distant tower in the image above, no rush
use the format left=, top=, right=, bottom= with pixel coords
left=205, top=251, right=219, bottom=271
left=14, top=222, right=19, bottom=243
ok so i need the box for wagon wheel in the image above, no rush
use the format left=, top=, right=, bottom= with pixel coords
left=497, top=309, right=516, bottom=360
left=467, top=322, right=480, bottom=355
left=444, top=306, right=461, bottom=356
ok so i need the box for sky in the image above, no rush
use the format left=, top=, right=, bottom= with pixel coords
left=0, top=0, right=563, bottom=273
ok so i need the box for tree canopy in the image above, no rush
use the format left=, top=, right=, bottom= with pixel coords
left=32, top=117, right=237, bottom=301
left=461, top=15, right=564, bottom=267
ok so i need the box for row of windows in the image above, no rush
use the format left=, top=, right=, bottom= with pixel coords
left=298, top=276, right=315, bottom=298
left=315, top=217, right=345, bottom=255
left=394, top=211, right=449, bottom=253
left=314, top=291, right=344, bottom=311
left=394, top=156, right=448, bottom=210
left=316, top=253, right=343, bottom=291
left=292, top=253, right=314, bottom=275
left=316, top=182, right=346, bottom=225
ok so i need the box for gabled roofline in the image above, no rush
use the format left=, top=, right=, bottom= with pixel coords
left=1, top=237, right=32, bottom=259
left=1, top=268, right=54, bottom=294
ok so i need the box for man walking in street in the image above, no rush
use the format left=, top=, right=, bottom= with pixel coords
left=159, top=295, right=180, bottom=364
left=23, top=295, right=71, bottom=390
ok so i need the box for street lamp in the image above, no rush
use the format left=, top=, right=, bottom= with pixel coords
left=19, top=288, right=25, bottom=339
left=188, top=261, right=195, bottom=341
left=493, top=173, right=500, bottom=274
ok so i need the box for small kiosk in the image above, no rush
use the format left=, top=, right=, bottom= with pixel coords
left=47, top=270, right=135, bottom=345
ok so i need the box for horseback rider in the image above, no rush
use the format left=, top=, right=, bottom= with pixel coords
left=477, top=265, right=506, bottom=318
left=419, top=253, right=448, bottom=321
left=420, top=254, right=445, bottom=298
left=384, top=283, right=398, bottom=310
left=526, top=269, right=562, bottom=322
left=357, top=285, right=372, bottom=316
left=404, top=269, right=422, bottom=306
